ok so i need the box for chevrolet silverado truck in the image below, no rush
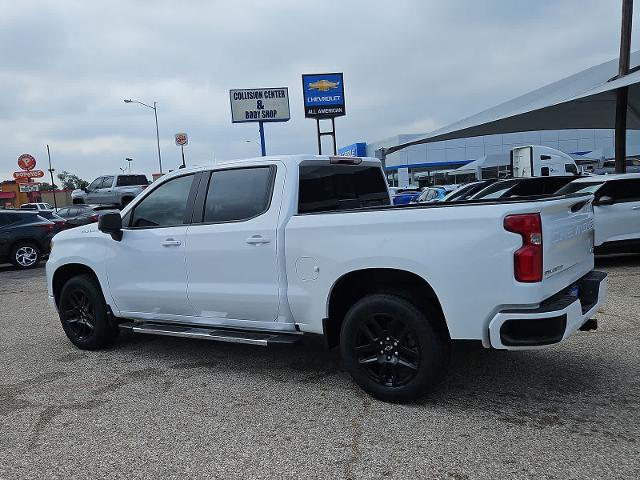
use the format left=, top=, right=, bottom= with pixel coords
left=46, top=155, right=606, bottom=402
left=72, top=174, right=149, bottom=208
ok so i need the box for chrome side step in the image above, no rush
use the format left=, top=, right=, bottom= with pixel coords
left=118, top=322, right=301, bottom=346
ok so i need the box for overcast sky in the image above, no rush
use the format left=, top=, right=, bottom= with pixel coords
left=1, top=0, right=639, bottom=183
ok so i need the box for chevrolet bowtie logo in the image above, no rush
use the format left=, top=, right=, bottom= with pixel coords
left=308, top=79, right=339, bottom=92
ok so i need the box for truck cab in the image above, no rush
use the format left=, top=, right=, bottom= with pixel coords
left=511, top=145, right=579, bottom=177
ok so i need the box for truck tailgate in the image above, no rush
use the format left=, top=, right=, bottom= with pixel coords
left=540, top=195, right=594, bottom=285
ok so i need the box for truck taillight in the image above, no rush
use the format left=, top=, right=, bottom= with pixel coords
left=504, top=213, right=543, bottom=282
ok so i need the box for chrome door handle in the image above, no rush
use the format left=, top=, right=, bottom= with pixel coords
left=246, top=235, right=271, bottom=245
left=632, top=206, right=640, bottom=210
left=162, top=238, right=182, bottom=247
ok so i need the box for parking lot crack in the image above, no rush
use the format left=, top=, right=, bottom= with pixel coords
left=344, top=393, right=371, bottom=480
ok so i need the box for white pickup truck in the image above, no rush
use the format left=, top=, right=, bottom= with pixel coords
left=46, top=155, right=607, bottom=402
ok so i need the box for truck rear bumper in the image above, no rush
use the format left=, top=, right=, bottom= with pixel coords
left=488, top=271, right=607, bottom=350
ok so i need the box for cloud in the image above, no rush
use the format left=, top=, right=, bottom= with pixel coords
left=1, top=0, right=637, bottom=182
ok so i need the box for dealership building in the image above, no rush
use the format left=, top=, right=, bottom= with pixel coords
left=339, top=129, right=640, bottom=186
left=340, top=52, right=640, bottom=186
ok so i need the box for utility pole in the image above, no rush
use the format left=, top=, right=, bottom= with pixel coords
left=46, top=144, right=57, bottom=210
left=615, top=0, right=633, bottom=173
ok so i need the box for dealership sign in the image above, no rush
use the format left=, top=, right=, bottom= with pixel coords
left=229, top=88, right=290, bottom=123
left=338, top=142, right=366, bottom=157
left=302, top=73, right=346, bottom=118
left=18, top=153, right=37, bottom=171
left=13, top=170, right=45, bottom=179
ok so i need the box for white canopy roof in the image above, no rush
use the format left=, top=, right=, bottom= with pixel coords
left=387, top=51, right=640, bottom=155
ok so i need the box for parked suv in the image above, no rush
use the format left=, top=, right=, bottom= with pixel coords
left=0, top=210, right=55, bottom=269
left=555, top=173, right=640, bottom=253
left=72, top=174, right=149, bottom=208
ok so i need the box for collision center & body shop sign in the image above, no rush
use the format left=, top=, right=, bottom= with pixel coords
left=229, top=88, right=290, bottom=123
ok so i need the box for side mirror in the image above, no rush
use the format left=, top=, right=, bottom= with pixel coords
left=98, top=212, right=123, bottom=241
left=595, top=195, right=615, bottom=206
left=83, top=187, right=89, bottom=193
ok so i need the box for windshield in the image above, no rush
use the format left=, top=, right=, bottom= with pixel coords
left=444, top=184, right=474, bottom=201
left=555, top=181, right=603, bottom=195
left=472, top=179, right=519, bottom=199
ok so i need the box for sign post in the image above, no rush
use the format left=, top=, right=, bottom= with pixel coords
left=46, top=145, right=58, bottom=209
left=229, top=87, right=290, bottom=156
left=302, top=73, right=346, bottom=155
left=175, top=133, right=188, bottom=168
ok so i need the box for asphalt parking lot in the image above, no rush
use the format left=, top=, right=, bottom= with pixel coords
left=1, top=257, right=639, bottom=480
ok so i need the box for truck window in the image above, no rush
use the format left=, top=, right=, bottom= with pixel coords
left=202, top=167, right=274, bottom=223
left=129, top=174, right=195, bottom=228
left=599, top=179, right=640, bottom=203
left=298, top=165, right=390, bottom=213
left=565, top=164, right=578, bottom=175
left=555, top=181, right=603, bottom=195
left=100, top=176, right=114, bottom=189
left=87, top=178, right=102, bottom=191
left=117, top=175, right=149, bottom=187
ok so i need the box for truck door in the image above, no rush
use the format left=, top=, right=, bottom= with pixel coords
left=95, top=176, right=115, bottom=204
left=84, top=177, right=103, bottom=203
left=105, top=173, right=199, bottom=317
left=185, top=165, right=282, bottom=323
left=594, top=179, right=640, bottom=245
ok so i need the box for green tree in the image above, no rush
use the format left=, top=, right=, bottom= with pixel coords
left=38, top=182, right=57, bottom=191
left=57, top=171, right=89, bottom=190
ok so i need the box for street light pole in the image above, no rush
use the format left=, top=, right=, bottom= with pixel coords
left=46, top=144, right=57, bottom=210
left=124, top=99, right=163, bottom=173
left=153, top=102, right=162, bottom=173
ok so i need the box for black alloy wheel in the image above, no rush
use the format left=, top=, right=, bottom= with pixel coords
left=59, top=274, right=118, bottom=350
left=341, top=294, right=450, bottom=403
left=355, top=312, right=421, bottom=387
left=61, top=288, right=96, bottom=341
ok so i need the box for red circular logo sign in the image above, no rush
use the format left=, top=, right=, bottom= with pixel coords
left=18, top=154, right=36, bottom=171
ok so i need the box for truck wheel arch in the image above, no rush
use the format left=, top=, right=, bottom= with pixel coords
left=52, top=263, right=101, bottom=308
left=325, top=268, right=449, bottom=348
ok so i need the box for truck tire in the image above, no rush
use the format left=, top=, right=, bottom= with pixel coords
left=120, top=197, right=133, bottom=209
left=10, top=242, right=41, bottom=269
left=340, top=294, right=450, bottom=403
left=58, top=274, right=118, bottom=350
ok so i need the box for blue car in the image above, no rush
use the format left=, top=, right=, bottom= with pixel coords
left=415, top=185, right=458, bottom=203
left=390, top=188, right=422, bottom=205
